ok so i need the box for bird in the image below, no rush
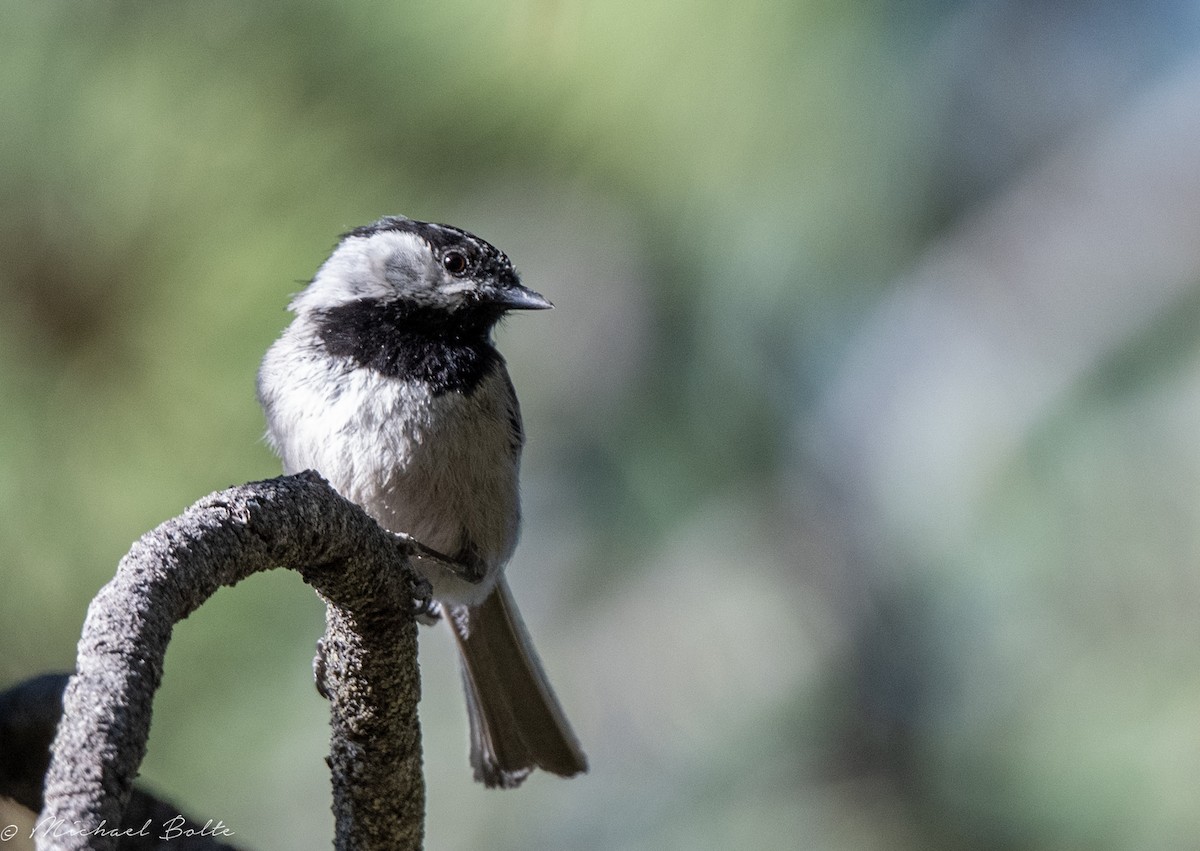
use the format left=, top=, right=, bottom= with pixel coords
left=256, top=215, right=587, bottom=788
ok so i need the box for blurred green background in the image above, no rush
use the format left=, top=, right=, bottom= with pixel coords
left=5, top=1, right=1200, bottom=848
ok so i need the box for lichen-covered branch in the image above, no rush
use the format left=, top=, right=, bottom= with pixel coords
left=38, top=471, right=429, bottom=851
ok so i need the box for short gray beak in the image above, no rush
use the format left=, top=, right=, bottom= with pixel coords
left=496, top=284, right=553, bottom=311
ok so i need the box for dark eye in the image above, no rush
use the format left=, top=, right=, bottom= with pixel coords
left=442, top=250, right=468, bottom=276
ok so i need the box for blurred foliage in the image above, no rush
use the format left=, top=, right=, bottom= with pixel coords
left=4, top=1, right=1200, bottom=849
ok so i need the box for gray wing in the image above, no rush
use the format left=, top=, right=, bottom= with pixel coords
left=500, top=367, right=525, bottom=457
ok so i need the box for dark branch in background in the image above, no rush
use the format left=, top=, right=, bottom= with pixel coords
left=37, top=472, right=430, bottom=851
left=1, top=673, right=69, bottom=817
left=2, top=673, right=245, bottom=851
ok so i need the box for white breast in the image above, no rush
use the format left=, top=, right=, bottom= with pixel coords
left=258, top=326, right=521, bottom=605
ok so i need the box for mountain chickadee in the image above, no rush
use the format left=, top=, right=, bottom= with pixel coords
left=257, top=215, right=587, bottom=788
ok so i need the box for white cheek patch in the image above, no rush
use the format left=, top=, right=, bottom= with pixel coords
left=291, top=230, right=439, bottom=313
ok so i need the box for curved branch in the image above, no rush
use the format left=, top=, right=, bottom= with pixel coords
left=38, top=471, right=429, bottom=851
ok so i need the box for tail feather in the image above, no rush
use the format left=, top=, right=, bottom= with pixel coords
left=446, top=578, right=588, bottom=788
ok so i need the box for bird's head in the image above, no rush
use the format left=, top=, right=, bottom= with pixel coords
left=291, top=216, right=551, bottom=326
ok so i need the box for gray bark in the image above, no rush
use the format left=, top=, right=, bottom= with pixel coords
left=37, top=471, right=429, bottom=851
